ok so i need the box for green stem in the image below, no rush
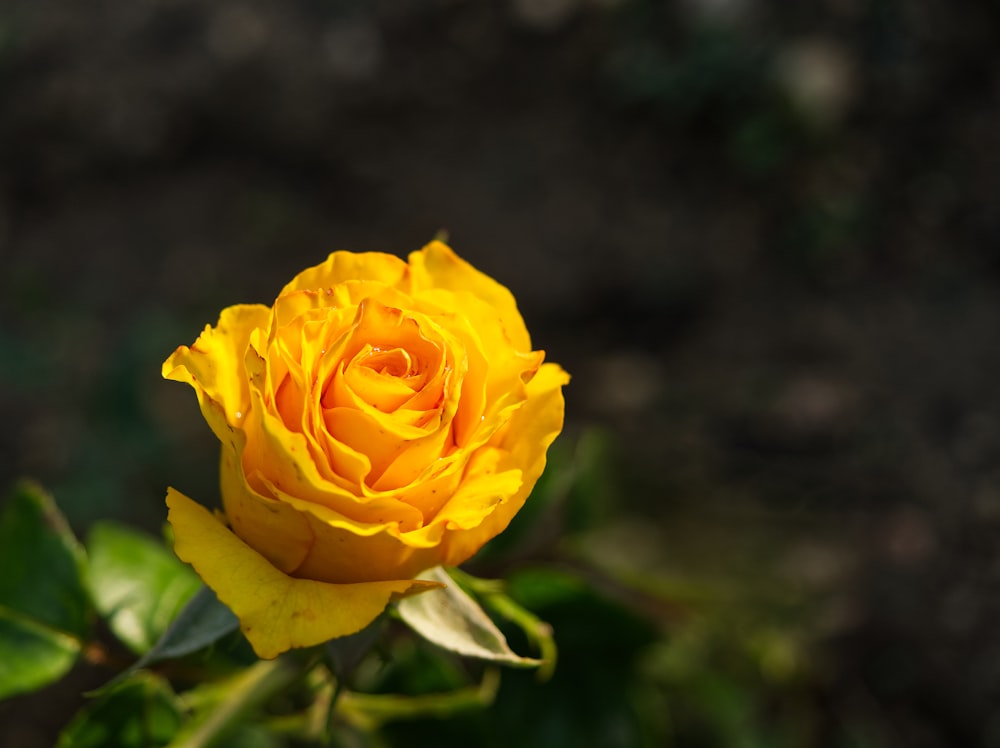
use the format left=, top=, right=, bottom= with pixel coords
left=325, top=674, right=345, bottom=740
left=168, top=655, right=311, bottom=748
left=338, top=668, right=501, bottom=730
left=480, top=593, right=558, bottom=681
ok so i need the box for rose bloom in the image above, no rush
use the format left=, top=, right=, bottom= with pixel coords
left=164, top=241, right=568, bottom=658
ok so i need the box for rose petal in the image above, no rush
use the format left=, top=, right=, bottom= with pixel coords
left=345, top=352, right=419, bottom=412
left=166, top=488, right=440, bottom=659
left=433, top=453, right=524, bottom=533
left=409, top=289, right=539, bottom=447
left=162, top=304, right=270, bottom=441
left=221, top=436, right=315, bottom=575
left=409, top=242, right=531, bottom=353
left=496, top=362, right=570, bottom=492
left=240, top=386, right=425, bottom=529
left=279, top=251, right=411, bottom=298
left=438, top=362, right=569, bottom=566
left=271, top=486, right=450, bottom=583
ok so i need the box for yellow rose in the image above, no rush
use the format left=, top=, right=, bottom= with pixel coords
left=163, top=241, right=568, bottom=658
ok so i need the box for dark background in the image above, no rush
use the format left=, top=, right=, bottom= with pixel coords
left=3, top=0, right=1000, bottom=746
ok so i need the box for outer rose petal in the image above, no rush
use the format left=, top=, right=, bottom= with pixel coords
left=163, top=304, right=270, bottom=442
left=166, top=488, right=441, bottom=659
left=220, top=438, right=315, bottom=575
left=408, top=242, right=532, bottom=353
left=277, top=490, right=449, bottom=584
left=229, top=451, right=451, bottom=585
left=279, top=251, right=410, bottom=297
left=497, top=363, right=571, bottom=493
left=439, top=361, right=570, bottom=566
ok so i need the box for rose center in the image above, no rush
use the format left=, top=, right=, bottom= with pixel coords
left=362, top=346, right=414, bottom=379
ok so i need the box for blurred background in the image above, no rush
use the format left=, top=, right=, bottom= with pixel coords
left=3, top=0, right=1000, bottom=745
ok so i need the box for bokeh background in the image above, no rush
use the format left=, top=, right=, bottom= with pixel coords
left=3, top=0, right=1000, bottom=745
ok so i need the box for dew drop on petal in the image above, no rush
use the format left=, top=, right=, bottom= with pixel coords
left=235, top=411, right=243, bottom=419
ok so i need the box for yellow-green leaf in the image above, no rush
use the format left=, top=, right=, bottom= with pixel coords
left=397, top=567, right=540, bottom=668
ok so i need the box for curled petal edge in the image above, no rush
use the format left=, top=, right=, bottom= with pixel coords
left=162, top=304, right=270, bottom=443
left=438, top=362, right=569, bottom=566
left=166, top=488, right=442, bottom=659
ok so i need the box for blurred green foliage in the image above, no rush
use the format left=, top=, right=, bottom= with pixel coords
left=0, top=483, right=91, bottom=701
left=56, top=674, right=183, bottom=748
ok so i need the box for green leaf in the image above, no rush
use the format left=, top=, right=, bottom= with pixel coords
left=0, top=612, right=81, bottom=701
left=397, top=567, right=540, bottom=668
left=450, top=569, right=558, bottom=681
left=87, top=522, right=201, bottom=654
left=0, top=481, right=90, bottom=700
left=56, top=671, right=183, bottom=748
left=116, top=586, right=239, bottom=683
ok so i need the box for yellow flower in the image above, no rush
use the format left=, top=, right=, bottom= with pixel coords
left=163, top=241, right=569, bottom=658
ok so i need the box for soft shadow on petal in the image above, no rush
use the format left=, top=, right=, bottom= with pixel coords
left=268, top=483, right=448, bottom=582
left=221, top=440, right=315, bottom=575
left=166, top=488, right=441, bottom=659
